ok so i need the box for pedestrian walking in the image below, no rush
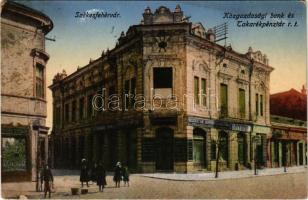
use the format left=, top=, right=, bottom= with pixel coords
left=41, top=164, right=54, bottom=198
left=91, top=162, right=98, bottom=183
left=113, top=162, right=122, bottom=188
left=96, top=162, right=107, bottom=192
left=80, top=158, right=89, bottom=187
left=122, top=166, right=130, bottom=187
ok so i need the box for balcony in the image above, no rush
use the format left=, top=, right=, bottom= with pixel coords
left=219, top=106, right=249, bottom=120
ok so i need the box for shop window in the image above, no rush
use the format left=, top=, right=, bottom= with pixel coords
left=1, top=137, right=27, bottom=171
left=193, top=129, right=205, bottom=165
left=194, top=77, right=199, bottom=105
left=35, top=63, right=44, bottom=98
left=220, top=84, right=228, bottom=117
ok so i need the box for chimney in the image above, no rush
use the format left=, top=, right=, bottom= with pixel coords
left=301, top=84, right=306, bottom=95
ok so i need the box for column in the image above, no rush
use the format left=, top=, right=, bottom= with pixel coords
left=228, top=131, right=238, bottom=170
left=278, top=141, right=282, bottom=167
left=245, top=132, right=251, bottom=166
left=31, top=129, right=38, bottom=181
left=271, top=141, right=275, bottom=167
left=186, top=126, right=194, bottom=172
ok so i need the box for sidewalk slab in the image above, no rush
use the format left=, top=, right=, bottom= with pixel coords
left=139, top=166, right=307, bottom=181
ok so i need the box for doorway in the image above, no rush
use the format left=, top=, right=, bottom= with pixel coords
left=156, top=127, right=174, bottom=171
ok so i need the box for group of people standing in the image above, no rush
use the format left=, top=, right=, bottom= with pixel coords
left=113, top=162, right=130, bottom=187
left=80, top=159, right=130, bottom=192
left=80, top=159, right=107, bottom=191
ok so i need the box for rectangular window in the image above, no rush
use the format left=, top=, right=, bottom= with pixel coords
left=201, top=78, right=206, bottom=107
left=87, top=95, right=93, bottom=118
left=194, top=77, right=199, bottom=105
left=260, top=94, right=264, bottom=116
left=239, top=89, right=246, bottom=118
left=35, top=64, right=44, bottom=98
left=153, top=68, right=172, bottom=88
left=79, top=98, right=84, bottom=120
left=256, top=94, right=259, bottom=116
left=55, top=106, right=61, bottom=125
left=131, top=77, right=136, bottom=107
left=220, top=84, right=228, bottom=116
left=124, top=80, right=130, bottom=109
left=72, top=100, right=76, bottom=122
left=65, top=103, right=69, bottom=123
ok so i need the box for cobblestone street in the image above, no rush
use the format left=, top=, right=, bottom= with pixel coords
left=2, top=168, right=307, bottom=199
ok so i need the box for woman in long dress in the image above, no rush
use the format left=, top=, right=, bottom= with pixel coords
left=96, top=162, right=107, bottom=192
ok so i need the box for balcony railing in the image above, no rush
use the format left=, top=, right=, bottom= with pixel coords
left=218, top=106, right=249, bottom=120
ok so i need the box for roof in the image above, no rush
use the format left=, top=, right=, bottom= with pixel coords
left=2, top=0, right=53, bottom=34
left=270, top=88, right=307, bottom=121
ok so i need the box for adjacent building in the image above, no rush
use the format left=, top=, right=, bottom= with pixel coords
left=269, top=88, right=307, bottom=167
left=1, top=0, right=53, bottom=181
left=49, top=6, right=273, bottom=172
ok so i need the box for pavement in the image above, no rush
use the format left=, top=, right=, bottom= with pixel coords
left=1, top=166, right=306, bottom=199
left=140, top=166, right=307, bottom=181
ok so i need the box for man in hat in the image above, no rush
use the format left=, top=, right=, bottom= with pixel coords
left=80, top=158, right=89, bottom=187
left=113, top=162, right=122, bottom=188
left=41, top=164, right=54, bottom=198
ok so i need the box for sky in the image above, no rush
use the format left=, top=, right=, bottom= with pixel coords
left=18, top=1, right=307, bottom=128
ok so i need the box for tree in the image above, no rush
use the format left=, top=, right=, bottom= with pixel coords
left=213, top=131, right=242, bottom=178
left=214, top=131, right=230, bottom=178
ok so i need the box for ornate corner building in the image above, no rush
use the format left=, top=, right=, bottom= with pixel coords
left=1, top=1, right=53, bottom=181
left=49, top=6, right=275, bottom=172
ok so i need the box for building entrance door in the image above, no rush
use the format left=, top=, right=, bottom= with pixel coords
left=156, top=128, right=174, bottom=171
left=299, top=143, right=303, bottom=165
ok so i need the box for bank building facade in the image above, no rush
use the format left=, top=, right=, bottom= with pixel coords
left=50, top=5, right=273, bottom=172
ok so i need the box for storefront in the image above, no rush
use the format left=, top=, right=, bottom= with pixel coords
left=270, top=123, right=306, bottom=168
left=1, top=125, right=31, bottom=182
